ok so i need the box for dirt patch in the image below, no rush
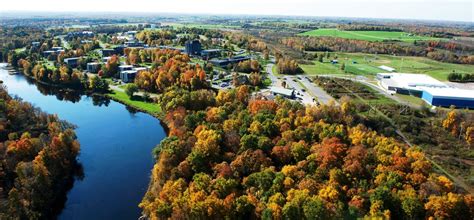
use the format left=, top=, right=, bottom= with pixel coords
left=376, top=59, right=391, bottom=64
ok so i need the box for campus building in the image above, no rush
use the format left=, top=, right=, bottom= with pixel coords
left=64, top=57, right=80, bottom=68
left=31, top=42, right=40, bottom=48
left=114, top=45, right=126, bottom=55
left=200, top=49, right=221, bottom=59
left=185, top=40, right=202, bottom=56
left=120, top=70, right=137, bottom=83
left=119, top=65, right=134, bottom=72
left=125, top=41, right=145, bottom=48
left=269, top=86, right=296, bottom=99
left=87, top=62, right=101, bottom=73
left=377, top=73, right=474, bottom=108
left=42, top=50, right=57, bottom=59
left=100, top=49, right=116, bottom=57
left=421, top=87, right=474, bottom=109
left=209, top=56, right=251, bottom=68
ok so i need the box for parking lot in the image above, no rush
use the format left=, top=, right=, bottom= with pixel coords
left=267, top=64, right=336, bottom=105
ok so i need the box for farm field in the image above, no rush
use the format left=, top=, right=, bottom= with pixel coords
left=298, top=28, right=442, bottom=42
left=300, top=52, right=474, bottom=81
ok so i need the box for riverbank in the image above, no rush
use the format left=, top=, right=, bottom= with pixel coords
left=106, top=89, right=163, bottom=118
left=7, top=64, right=164, bottom=119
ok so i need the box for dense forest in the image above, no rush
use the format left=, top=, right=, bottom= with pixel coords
left=0, top=27, right=46, bottom=63
left=140, top=79, right=473, bottom=219
left=0, top=86, right=80, bottom=219
left=15, top=58, right=109, bottom=92
left=133, top=49, right=208, bottom=93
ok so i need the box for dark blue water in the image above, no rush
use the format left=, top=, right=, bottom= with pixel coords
left=0, top=64, right=165, bottom=220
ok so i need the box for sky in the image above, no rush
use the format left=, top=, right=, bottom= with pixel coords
left=1, top=0, right=473, bottom=22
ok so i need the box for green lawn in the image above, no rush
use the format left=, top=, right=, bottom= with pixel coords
left=299, top=28, right=442, bottom=42
left=272, top=65, right=281, bottom=76
left=300, top=52, right=474, bottom=81
left=107, top=90, right=162, bottom=115
left=40, top=59, right=57, bottom=71
left=263, top=78, right=272, bottom=87
left=15, top=47, right=26, bottom=53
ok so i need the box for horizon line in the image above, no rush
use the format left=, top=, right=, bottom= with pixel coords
left=0, top=10, right=472, bottom=24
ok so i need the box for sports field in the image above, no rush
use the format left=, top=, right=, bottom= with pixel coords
left=299, top=28, right=441, bottom=42
left=300, top=52, right=474, bottom=81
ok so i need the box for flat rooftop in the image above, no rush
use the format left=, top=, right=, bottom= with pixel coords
left=423, top=87, right=474, bottom=100
left=378, top=73, right=447, bottom=89
left=270, top=86, right=294, bottom=97
left=122, top=70, right=137, bottom=74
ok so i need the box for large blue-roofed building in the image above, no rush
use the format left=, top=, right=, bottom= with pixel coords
left=377, top=73, right=474, bottom=109
left=421, top=87, right=474, bottom=109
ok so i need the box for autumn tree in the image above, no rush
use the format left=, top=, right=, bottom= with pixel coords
left=125, top=83, right=139, bottom=98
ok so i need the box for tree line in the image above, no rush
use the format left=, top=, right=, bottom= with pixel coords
left=447, top=72, right=474, bottom=82
left=281, top=36, right=474, bottom=65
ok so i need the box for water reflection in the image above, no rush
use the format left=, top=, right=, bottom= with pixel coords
left=21, top=75, right=112, bottom=107
left=0, top=64, right=166, bottom=220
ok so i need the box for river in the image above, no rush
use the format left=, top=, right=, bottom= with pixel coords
left=0, top=64, right=165, bottom=220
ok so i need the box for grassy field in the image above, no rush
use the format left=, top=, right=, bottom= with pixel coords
left=300, top=52, right=474, bottom=81
left=299, top=28, right=441, bottom=42
left=107, top=90, right=162, bottom=115
left=395, top=94, right=427, bottom=106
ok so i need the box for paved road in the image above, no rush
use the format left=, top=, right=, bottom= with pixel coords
left=266, top=64, right=336, bottom=105
left=266, top=64, right=280, bottom=87
left=266, top=64, right=315, bottom=104
left=298, top=76, right=338, bottom=105
left=57, top=35, right=70, bottom=49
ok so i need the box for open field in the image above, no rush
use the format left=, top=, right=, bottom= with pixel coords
left=300, top=52, right=474, bottom=81
left=298, top=28, right=442, bottom=42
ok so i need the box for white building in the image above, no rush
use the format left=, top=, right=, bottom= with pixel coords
left=119, top=65, right=134, bottom=72
left=269, top=86, right=295, bottom=99
left=87, top=62, right=101, bottom=73
left=376, top=73, right=474, bottom=108
left=378, top=65, right=396, bottom=72
left=120, top=70, right=137, bottom=83
left=133, top=67, right=148, bottom=74
left=377, top=73, right=447, bottom=94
